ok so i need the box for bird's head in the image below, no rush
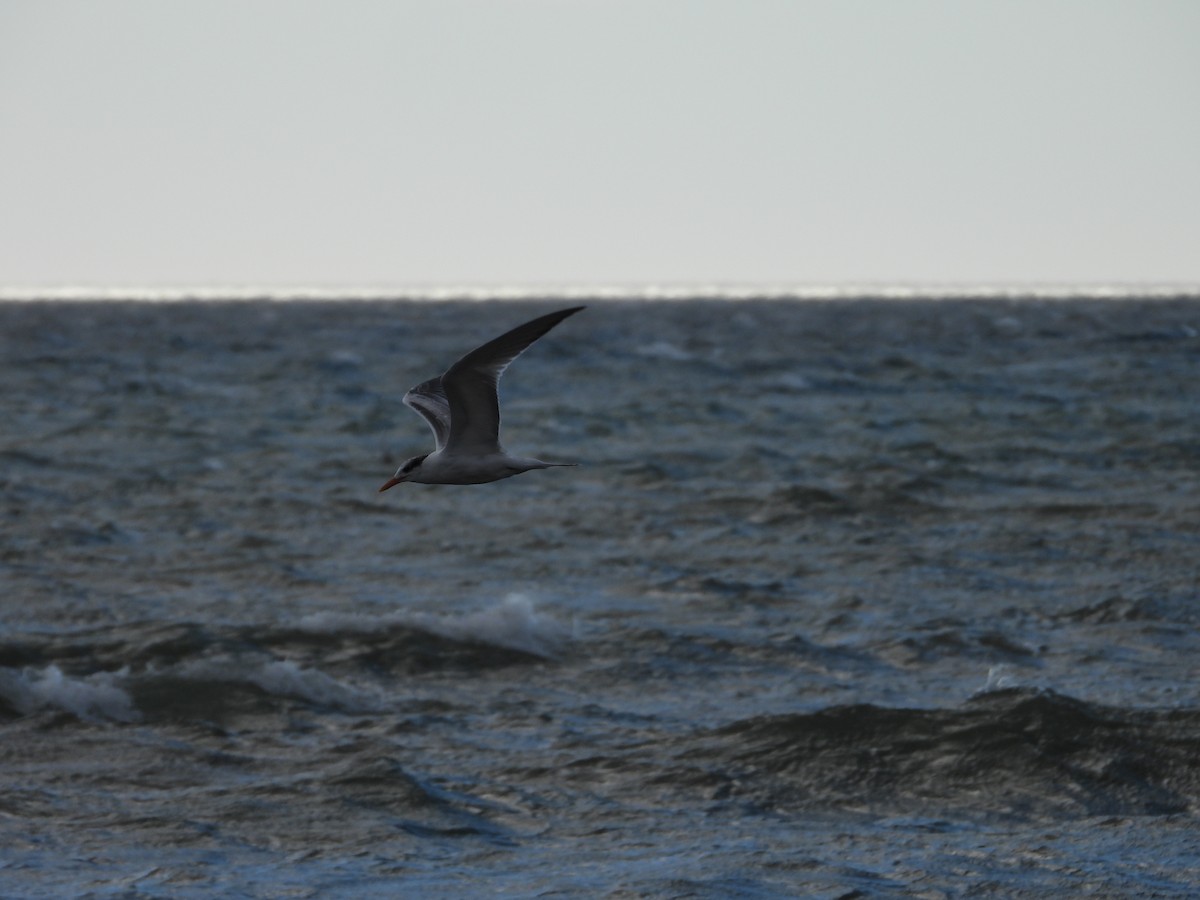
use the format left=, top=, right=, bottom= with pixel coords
left=378, top=453, right=428, bottom=492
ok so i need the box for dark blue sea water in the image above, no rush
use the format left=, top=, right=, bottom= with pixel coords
left=2, top=294, right=1199, bottom=897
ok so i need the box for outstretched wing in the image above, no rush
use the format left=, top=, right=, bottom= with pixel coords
left=441, top=306, right=585, bottom=456
left=402, top=376, right=452, bottom=451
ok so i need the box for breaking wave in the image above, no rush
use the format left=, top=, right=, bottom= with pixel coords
left=0, top=595, right=571, bottom=723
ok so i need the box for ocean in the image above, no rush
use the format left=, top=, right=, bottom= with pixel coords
left=1, top=292, right=1198, bottom=897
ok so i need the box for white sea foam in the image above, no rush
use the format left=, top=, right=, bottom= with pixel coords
left=635, top=340, right=694, bottom=361
left=0, top=665, right=139, bottom=722
left=169, top=657, right=382, bottom=713
left=298, top=593, right=571, bottom=659
left=248, top=660, right=380, bottom=711
left=974, top=664, right=1032, bottom=697
left=772, top=371, right=814, bottom=391
left=409, top=594, right=572, bottom=658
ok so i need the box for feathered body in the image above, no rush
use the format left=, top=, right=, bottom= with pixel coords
left=379, top=306, right=584, bottom=490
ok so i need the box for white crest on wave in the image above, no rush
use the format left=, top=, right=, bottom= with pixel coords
left=297, top=593, right=572, bottom=659
left=0, top=664, right=139, bottom=723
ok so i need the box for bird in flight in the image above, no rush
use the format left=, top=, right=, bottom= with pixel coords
left=379, top=306, right=585, bottom=489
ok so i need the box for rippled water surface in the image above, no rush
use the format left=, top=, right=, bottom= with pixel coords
left=2, top=297, right=1199, bottom=897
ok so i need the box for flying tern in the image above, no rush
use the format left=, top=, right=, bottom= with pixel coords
left=379, top=306, right=584, bottom=489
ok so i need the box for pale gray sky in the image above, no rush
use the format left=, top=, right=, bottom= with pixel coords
left=2, top=0, right=1198, bottom=289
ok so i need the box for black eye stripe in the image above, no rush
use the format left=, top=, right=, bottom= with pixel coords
left=402, top=454, right=429, bottom=474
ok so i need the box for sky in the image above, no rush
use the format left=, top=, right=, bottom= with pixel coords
left=1, top=0, right=1198, bottom=290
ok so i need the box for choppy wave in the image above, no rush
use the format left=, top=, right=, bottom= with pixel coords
left=6, top=622, right=1198, bottom=827
left=4, top=295, right=1200, bottom=896
left=690, top=688, right=1200, bottom=820
left=0, top=596, right=569, bottom=724
left=297, top=593, right=572, bottom=659
left=4, top=595, right=1199, bottom=826
left=0, top=664, right=138, bottom=722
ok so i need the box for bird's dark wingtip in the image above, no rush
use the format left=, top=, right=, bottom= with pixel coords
left=549, top=305, right=586, bottom=321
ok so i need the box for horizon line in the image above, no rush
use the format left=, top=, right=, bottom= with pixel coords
left=2, top=281, right=1199, bottom=303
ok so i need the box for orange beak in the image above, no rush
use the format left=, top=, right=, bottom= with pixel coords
left=378, top=477, right=404, bottom=492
